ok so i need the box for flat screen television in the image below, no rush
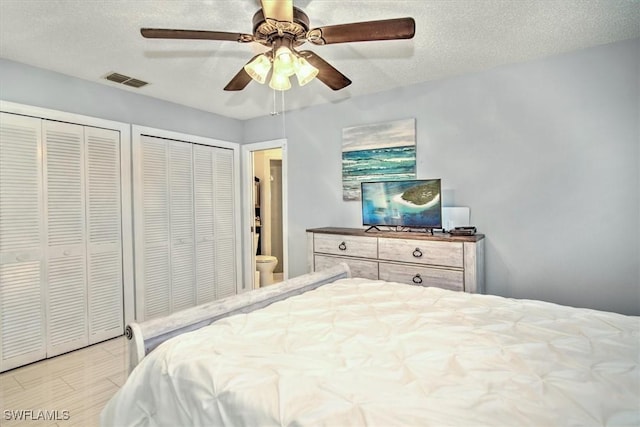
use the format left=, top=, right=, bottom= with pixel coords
left=361, top=179, right=442, bottom=229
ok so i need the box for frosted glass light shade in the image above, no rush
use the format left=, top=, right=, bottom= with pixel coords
left=269, top=72, right=291, bottom=91
left=295, top=56, right=319, bottom=86
left=273, top=46, right=296, bottom=77
left=244, top=54, right=272, bottom=84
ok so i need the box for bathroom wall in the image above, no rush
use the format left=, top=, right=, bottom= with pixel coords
left=253, top=148, right=284, bottom=273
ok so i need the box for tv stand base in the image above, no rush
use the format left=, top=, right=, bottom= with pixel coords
left=365, top=225, right=435, bottom=234
left=408, top=227, right=435, bottom=235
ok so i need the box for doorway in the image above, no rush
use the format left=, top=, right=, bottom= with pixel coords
left=242, top=140, right=287, bottom=291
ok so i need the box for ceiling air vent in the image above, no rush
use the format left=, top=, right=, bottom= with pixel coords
left=104, top=72, right=149, bottom=88
left=122, top=78, right=148, bottom=88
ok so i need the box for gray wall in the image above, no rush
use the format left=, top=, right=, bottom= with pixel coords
left=244, top=38, right=640, bottom=315
left=0, top=58, right=243, bottom=142
left=1, top=39, right=637, bottom=315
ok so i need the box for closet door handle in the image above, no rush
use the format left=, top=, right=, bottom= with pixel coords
left=412, top=274, right=423, bottom=284
left=338, top=242, right=347, bottom=251
left=412, top=248, right=423, bottom=258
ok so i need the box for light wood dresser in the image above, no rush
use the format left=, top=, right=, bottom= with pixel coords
left=307, top=227, right=485, bottom=293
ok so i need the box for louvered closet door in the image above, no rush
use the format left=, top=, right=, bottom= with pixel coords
left=85, top=127, right=123, bottom=343
left=139, top=135, right=171, bottom=320
left=43, top=120, right=89, bottom=357
left=136, top=136, right=236, bottom=319
left=193, top=146, right=236, bottom=302
left=193, top=145, right=216, bottom=303
left=213, top=148, right=236, bottom=299
left=0, top=113, right=46, bottom=372
left=168, top=141, right=195, bottom=312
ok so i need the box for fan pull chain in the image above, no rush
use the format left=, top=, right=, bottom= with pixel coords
left=280, top=90, right=286, bottom=139
left=270, top=88, right=280, bottom=116
left=269, top=89, right=287, bottom=139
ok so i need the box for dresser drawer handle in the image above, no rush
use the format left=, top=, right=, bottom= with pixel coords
left=412, top=248, right=423, bottom=258
left=412, top=274, right=423, bottom=284
left=338, top=242, right=347, bottom=251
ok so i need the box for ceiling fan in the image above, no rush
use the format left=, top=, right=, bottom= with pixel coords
left=140, top=0, right=415, bottom=92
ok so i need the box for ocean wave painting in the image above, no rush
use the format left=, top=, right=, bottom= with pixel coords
left=342, top=118, right=416, bottom=201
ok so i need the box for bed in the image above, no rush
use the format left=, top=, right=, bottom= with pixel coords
left=101, top=264, right=639, bottom=426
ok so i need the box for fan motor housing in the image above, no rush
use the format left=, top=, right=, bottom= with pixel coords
left=252, top=7, right=309, bottom=47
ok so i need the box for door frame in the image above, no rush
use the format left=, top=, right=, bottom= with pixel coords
left=241, top=139, right=288, bottom=292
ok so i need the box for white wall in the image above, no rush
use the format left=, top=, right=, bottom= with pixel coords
left=243, top=38, right=640, bottom=315
left=0, top=59, right=243, bottom=142
left=2, top=39, right=637, bottom=315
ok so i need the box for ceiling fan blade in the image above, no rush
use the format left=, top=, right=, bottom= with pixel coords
left=307, top=17, right=415, bottom=45
left=223, top=55, right=260, bottom=91
left=260, top=0, right=293, bottom=22
left=298, top=51, right=351, bottom=91
left=141, top=28, right=254, bottom=43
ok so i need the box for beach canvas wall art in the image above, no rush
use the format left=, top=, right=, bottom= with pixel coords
left=342, top=118, right=416, bottom=201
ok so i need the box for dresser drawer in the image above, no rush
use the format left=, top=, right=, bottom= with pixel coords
left=378, top=238, right=463, bottom=268
left=379, top=262, right=463, bottom=291
left=308, top=228, right=484, bottom=294
left=314, top=255, right=379, bottom=280
left=313, top=233, right=378, bottom=259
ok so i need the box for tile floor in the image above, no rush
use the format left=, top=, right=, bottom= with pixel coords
left=0, top=336, right=127, bottom=427
left=0, top=282, right=285, bottom=426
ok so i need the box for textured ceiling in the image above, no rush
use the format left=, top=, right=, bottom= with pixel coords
left=1, top=0, right=639, bottom=120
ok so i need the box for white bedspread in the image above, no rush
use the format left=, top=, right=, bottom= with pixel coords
left=101, top=278, right=640, bottom=426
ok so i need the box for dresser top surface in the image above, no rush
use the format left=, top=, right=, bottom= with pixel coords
left=307, top=227, right=485, bottom=242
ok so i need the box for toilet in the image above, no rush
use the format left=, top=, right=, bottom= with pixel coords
left=256, top=255, right=278, bottom=286
left=254, top=233, right=278, bottom=286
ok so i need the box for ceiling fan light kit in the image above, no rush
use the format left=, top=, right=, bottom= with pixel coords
left=273, top=38, right=297, bottom=75
left=269, top=69, right=292, bottom=91
left=244, top=54, right=272, bottom=84
left=140, top=0, right=415, bottom=92
left=295, top=56, right=319, bottom=86
left=242, top=37, right=319, bottom=90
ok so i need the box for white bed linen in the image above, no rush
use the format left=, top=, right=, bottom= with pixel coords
left=101, top=278, right=640, bottom=426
